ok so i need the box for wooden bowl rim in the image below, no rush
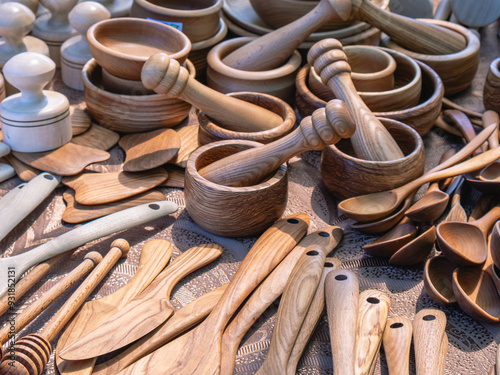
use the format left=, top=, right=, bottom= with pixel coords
left=187, top=139, right=288, bottom=192
left=191, top=17, right=228, bottom=51
left=341, top=45, right=397, bottom=82
left=489, top=57, right=500, bottom=79
left=132, top=0, right=222, bottom=17
left=207, top=36, right=302, bottom=78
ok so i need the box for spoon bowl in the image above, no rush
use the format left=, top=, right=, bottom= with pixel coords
left=405, top=184, right=448, bottom=223
left=479, top=162, right=500, bottom=182
left=363, top=217, right=417, bottom=257
left=389, top=225, right=436, bottom=266
left=424, top=255, right=458, bottom=304
left=436, top=222, right=487, bottom=266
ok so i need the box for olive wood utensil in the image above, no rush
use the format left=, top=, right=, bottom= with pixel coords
left=388, top=224, right=436, bottom=266
left=55, top=239, right=174, bottom=375
left=325, top=269, right=359, bottom=375
left=170, top=120, right=198, bottom=169
left=115, top=213, right=309, bottom=375
left=198, top=99, right=355, bottom=187
left=71, top=123, right=119, bottom=151
left=161, top=165, right=185, bottom=188
left=423, top=255, right=458, bottom=304
left=2, top=154, right=41, bottom=181
left=469, top=194, right=493, bottom=222
left=443, top=177, right=467, bottom=222
left=405, top=183, right=449, bottom=223
left=441, top=97, right=482, bottom=119
left=60, top=243, right=223, bottom=360
left=478, top=111, right=500, bottom=181
left=0, top=200, right=178, bottom=298
left=481, top=111, right=500, bottom=150
left=141, top=53, right=283, bottom=133
left=412, top=308, right=447, bottom=375
left=437, top=333, right=448, bottom=375
left=71, top=107, right=92, bottom=136
left=12, top=142, right=110, bottom=176
left=93, top=284, right=229, bottom=375
left=62, top=169, right=169, bottom=205
left=443, top=109, right=486, bottom=154
left=307, top=39, right=404, bottom=161
left=119, top=128, right=181, bottom=172
left=382, top=316, right=412, bottom=375
left=0, top=240, right=129, bottom=374
left=255, top=244, right=328, bottom=375
left=220, top=226, right=343, bottom=375
left=363, top=216, right=417, bottom=257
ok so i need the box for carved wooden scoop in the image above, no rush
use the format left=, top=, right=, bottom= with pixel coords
left=198, top=99, right=355, bottom=187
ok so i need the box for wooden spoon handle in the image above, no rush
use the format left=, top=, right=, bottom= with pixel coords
left=307, top=39, right=404, bottom=161
left=141, top=54, right=282, bottom=132
left=354, top=289, right=390, bottom=375
left=482, top=110, right=500, bottom=149
left=256, top=244, right=328, bottom=375
left=412, top=308, right=447, bottom=375
left=437, top=334, right=448, bottom=375
left=325, top=269, right=359, bottom=375
left=443, top=110, right=484, bottom=153
left=382, top=316, right=412, bottom=375
left=198, top=100, right=355, bottom=187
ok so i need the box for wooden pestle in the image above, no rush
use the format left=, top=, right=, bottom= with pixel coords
left=198, top=99, right=356, bottom=187
left=221, top=0, right=466, bottom=72
left=141, top=53, right=283, bottom=133
left=0, top=239, right=129, bottom=375
left=308, top=38, right=404, bottom=161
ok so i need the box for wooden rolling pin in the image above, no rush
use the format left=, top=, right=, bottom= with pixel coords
left=222, top=0, right=466, bottom=71
left=308, top=38, right=404, bottom=162
left=141, top=53, right=283, bottom=133
left=0, top=239, right=129, bottom=375
left=198, top=99, right=356, bottom=187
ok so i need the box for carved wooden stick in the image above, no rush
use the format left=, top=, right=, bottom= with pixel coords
left=198, top=99, right=355, bottom=187
left=141, top=53, right=283, bottom=133
left=308, top=39, right=404, bottom=161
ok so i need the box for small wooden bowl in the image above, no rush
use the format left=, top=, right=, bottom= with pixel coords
left=321, top=118, right=425, bottom=200
left=296, top=51, right=443, bottom=136
left=87, top=17, right=191, bottom=80
left=83, top=58, right=193, bottom=132
left=380, top=19, right=480, bottom=96
left=130, top=0, right=222, bottom=43
left=206, top=36, right=302, bottom=104
left=197, top=91, right=295, bottom=145
left=101, top=68, right=154, bottom=95
left=484, top=57, right=500, bottom=113
left=185, top=140, right=288, bottom=237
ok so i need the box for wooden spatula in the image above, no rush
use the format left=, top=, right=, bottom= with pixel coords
left=59, top=243, right=224, bottom=360
left=171, top=123, right=198, bottom=168
left=116, top=213, right=310, bottom=375
left=382, top=316, right=412, bottom=375
left=71, top=123, right=119, bottom=151
left=55, top=239, right=174, bottom=375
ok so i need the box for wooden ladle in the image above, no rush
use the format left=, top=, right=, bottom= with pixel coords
left=363, top=216, right=417, bottom=258
left=423, top=255, right=458, bottom=304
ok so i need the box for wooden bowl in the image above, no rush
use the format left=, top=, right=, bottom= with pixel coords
left=82, top=58, right=193, bottom=132
left=197, top=91, right=295, bottom=145
left=185, top=140, right=288, bottom=237
left=101, top=68, right=154, bottom=95
left=321, top=118, right=425, bottom=200
left=87, top=17, right=191, bottom=80
left=206, top=36, right=301, bottom=104
left=380, top=19, right=480, bottom=96
left=130, top=0, right=222, bottom=43
left=484, top=57, right=500, bottom=113
left=295, top=51, right=443, bottom=136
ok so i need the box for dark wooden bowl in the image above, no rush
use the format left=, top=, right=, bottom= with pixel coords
left=484, top=57, right=500, bottom=113
left=185, top=140, right=288, bottom=237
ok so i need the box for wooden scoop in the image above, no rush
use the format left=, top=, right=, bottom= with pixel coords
left=198, top=100, right=355, bottom=187
left=59, top=243, right=223, bottom=360
left=405, top=183, right=449, bottom=223
left=382, top=316, right=412, bottom=375
left=116, top=213, right=309, bottom=375
left=413, top=308, right=447, bottom=375
left=55, top=239, right=174, bottom=375
left=443, top=177, right=467, bottom=222
left=423, top=255, right=458, bottom=304
left=0, top=200, right=178, bottom=298
left=389, top=224, right=436, bottom=266
left=0, top=240, right=129, bottom=375
left=363, top=216, right=417, bottom=258
left=307, top=39, right=403, bottom=161
left=141, top=53, right=283, bottom=133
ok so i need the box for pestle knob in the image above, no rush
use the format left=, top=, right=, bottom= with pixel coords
left=307, top=38, right=404, bottom=162
left=141, top=52, right=283, bottom=133
left=61, top=1, right=110, bottom=90
left=198, top=99, right=356, bottom=187
left=1, top=52, right=72, bottom=152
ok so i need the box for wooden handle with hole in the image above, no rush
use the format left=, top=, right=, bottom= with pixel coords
left=382, top=316, right=412, bottom=375
left=413, top=308, right=447, bottom=375
left=482, top=110, right=499, bottom=149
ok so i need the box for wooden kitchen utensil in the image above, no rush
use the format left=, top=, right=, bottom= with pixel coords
left=0, top=200, right=178, bottom=298
left=424, top=255, right=458, bottom=304
left=162, top=165, right=185, bottom=188
left=363, top=216, right=418, bottom=257
left=115, top=213, right=309, bottom=375
left=198, top=99, right=355, bottom=187
left=56, top=239, right=173, bottom=375
left=0, top=240, right=128, bottom=374
left=71, top=123, right=119, bottom=151
left=60, top=243, right=223, bottom=359
left=3, top=154, right=41, bottom=181
left=443, top=177, right=467, bottom=222
left=413, top=308, right=447, bottom=375
left=405, top=182, right=450, bottom=222
left=307, top=38, right=404, bottom=161
left=171, top=122, right=198, bottom=168
left=62, top=169, right=168, bottom=205
left=388, top=224, right=436, bottom=266
left=382, top=316, right=412, bottom=375
left=119, top=128, right=181, bottom=172
left=71, top=108, right=92, bottom=136
left=141, top=53, right=283, bottom=133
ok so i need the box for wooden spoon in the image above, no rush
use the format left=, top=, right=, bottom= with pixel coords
left=479, top=163, right=500, bottom=182
left=423, top=255, right=458, bottom=304
left=59, top=243, right=223, bottom=360
left=443, top=109, right=486, bottom=154
left=482, top=110, right=500, bottom=150
left=382, top=316, right=412, bottom=375
left=490, top=221, right=500, bottom=269
left=55, top=239, right=174, bottom=375
left=389, top=225, right=436, bottom=266
left=405, top=183, right=449, bottom=223
left=0, top=200, right=178, bottom=298
left=479, top=112, right=500, bottom=181
left=115, top=213, right=310, bottom=375
left=443, top=177, right=467, bottom=222
left=413, top=308, right=447, bottom=375
left=363, top=216, right=417, bottom=258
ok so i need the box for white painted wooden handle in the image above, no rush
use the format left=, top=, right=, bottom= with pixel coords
left=0, top=142, right=10, bottom=158
left=0, top=163, right=15, bottom=183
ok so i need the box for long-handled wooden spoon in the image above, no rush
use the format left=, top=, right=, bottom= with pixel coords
left=0, top=200, right=178, bottom=298
left=382, top=316, right=412, bottom=375
left=115, top=213, right=310, bottom=375
left=55, top=239, right=174, bottom=375
left=59, top=243, right=223, bottom=359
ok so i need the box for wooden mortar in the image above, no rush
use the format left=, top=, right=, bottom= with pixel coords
left=484, top=57, right=500, bottom=113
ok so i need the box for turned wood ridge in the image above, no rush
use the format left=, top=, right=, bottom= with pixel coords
left=308, top=38, right=404, bottom=161
left=141, top=53, right=283, bottom=133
